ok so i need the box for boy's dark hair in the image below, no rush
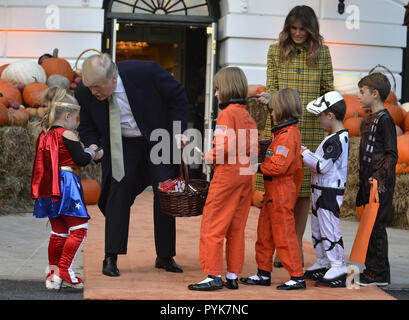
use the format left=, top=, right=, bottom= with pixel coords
left=358, top=72, right=391, bottom=102
left=323, top=99, right=346, bottom=122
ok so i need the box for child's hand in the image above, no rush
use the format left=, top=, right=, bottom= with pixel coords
left=300, top=145, right=308, bottom=153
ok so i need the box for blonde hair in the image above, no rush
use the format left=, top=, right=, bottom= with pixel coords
left=279, top=5, right=323, bottom=66
left=269, top=88, right=303, bottom=123
left=82, top=53, right=118, bottom=87
left=213, top=67, right=248, bottom=103
left=40, top=86, right=80, bottom=131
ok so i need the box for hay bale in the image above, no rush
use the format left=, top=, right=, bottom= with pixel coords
left=340, top=136, right=409, bottom=229
left=0, top=125, right=35, bottom=215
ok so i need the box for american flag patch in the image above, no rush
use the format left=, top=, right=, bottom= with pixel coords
left=266, top=149, right=274, bottom=158
left=276, top=145, right=289, bottom=157
left=214, top=125, right=227, bottom=136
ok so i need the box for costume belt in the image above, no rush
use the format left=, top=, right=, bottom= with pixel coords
left=60, top=166, right=80, bottom=177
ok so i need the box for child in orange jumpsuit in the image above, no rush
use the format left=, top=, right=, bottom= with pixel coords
left=240, top=88, right=305, bottom=290
left=188, top=67, right=258, bottom=291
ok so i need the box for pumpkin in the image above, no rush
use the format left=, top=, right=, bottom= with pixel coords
left=344, top=112, right=362, bottom=136
left=26, top=107, right=38, bottom=118
left=343, top=94, right=360, bottom=119
left=41, top=48, right=74, bottom=83
left=0, top=92, right=9, bottom=107
left=0, top=79, right=22, bottom=104
left=385, top=103, right=404, bottom=128
left=252, top=190, right=264, bottom=208
left=385, top=91, right=398, bottom=105
left=396, top=125, right=403, bottom=136
left=397, top=135, right=409, bottom=164
left=82, top=179, right=101, bottom=205
left=7, top=107, right=29, bottom=126
left=247, top=84, right=264, bottom=97
left=46, top=74, right=70, bottom=90
left=0, top=64, right=9, bottom=77
left=403, top=112, right=409, bottom=132
left=37, top=106, right=48, bottom=118
left=0, top=103, right=8, bottom=126
left=334, top=72, right=361, bottom=95
left=1, top=60, right=47, bottom=85
left=256, top=85, right=266, bottom=94
left=401, top=102, right=409, bottom=113
left=22, top=82, right=48, bottom=107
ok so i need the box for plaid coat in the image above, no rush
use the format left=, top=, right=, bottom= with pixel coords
left=255, top=43, right=334, bottom=196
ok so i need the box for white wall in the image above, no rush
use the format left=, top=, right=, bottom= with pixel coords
left=0, top=0, right=104, bottom=68
left=218, top=0, right=407, bottom=101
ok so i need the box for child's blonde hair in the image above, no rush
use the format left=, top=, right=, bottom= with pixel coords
left=40, top=86, right=80, bottom=131
left=213, top=67, right=248, bottom=103
left=269, top=88, right=303, bottom=123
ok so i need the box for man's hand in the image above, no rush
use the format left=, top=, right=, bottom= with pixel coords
left=89, top=144, right=104, bottom=160
left=256, top=92, right=271, bottom=105
left=175, top=134, right=189, bottom=149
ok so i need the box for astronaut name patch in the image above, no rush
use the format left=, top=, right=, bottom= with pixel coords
left=276, top=145, right=289, bottom=157
left=214, top=125, right=227, bottom=136
left=266, top=149, right=274, bottom=158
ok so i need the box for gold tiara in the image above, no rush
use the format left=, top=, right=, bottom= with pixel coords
left=54, top=102, right=80, bottom=110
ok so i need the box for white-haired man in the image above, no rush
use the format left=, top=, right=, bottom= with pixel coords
left=75, top=54, right=188, bottom=276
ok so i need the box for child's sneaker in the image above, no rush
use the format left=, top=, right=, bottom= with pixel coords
left=355, top=270, right=389, bottom=287
left=45, top=265, right=58, bottom=290
left=53, top=274, right=84, bottom=289
left=315, top=273, right=347, bottom=288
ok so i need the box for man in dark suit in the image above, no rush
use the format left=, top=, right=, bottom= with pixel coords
left=75, top=53, right=188, bottom=276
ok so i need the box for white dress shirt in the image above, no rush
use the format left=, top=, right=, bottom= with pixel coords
left=115, top=75, right=143, bottom=137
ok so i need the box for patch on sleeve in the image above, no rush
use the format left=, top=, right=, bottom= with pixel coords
left=266, top=149, right=274, bottom=158
left=276, top=145, right=289, bottom=157
left=214, top=125, right=227, bottom=136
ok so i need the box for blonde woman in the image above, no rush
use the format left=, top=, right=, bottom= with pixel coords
left=256, top=5, right=334, bottom=267
left=31, top=86, right=101, bottom=290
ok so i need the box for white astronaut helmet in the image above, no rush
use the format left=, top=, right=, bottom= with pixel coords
left=306, top=91, right=344, bottom=115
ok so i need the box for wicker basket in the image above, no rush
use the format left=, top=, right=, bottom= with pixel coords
left=258, top=139, right=272, bottom=163
left=157, top=147, right=209, bottom=217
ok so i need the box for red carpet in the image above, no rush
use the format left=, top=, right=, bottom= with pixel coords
left=83, top=191, right=394, bottom=300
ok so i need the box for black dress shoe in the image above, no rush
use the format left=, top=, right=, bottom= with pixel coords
left=188, top=275, right=223, bottom=291
left=224, top=278, right=239, bottom=290
left=240, top=274, right=271, bottom=286
left=102, top=256, right=120, bottom=277
left=155, top=257, right=183, bottom=273
left=276, top=279, right=306, bottom=290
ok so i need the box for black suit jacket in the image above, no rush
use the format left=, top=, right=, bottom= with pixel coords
left=75, top=60, right=188, bottom=212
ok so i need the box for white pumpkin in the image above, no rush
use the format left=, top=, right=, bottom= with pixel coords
left=401, top=102, right=409, bottom=113
left=1, top=60, right=47, bottom=85
left=46, top=75, right=70, bottom=90
left=334, top=72, right=362, bottom=95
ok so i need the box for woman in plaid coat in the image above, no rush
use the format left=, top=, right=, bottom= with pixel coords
left=255, top=5, right=334, bottom=266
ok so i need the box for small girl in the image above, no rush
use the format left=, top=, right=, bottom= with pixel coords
left=188, top=67, right=258, bottom=291
left=31, top=86, right=101, bottom=290
left=240, top=88, right=305, bottom=290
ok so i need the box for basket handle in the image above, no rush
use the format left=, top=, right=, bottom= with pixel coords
left=368, top=64, right=396, bottom=92
left=179, top=143, right=189, bottom=193
left=73, top=48, right=103, bottom=71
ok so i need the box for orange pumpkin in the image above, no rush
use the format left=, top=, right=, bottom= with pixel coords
left=343, top=94, right=360, bottom=119
left=0, top=103, right=8, bottom=126
left=396, top=125, right=403, bottom=136
left=41, top=55, right=74, bottom=83
left=397, top=135, right=409, bottom=164
left=256, top=85, right=266, bottom=94
left=36, top=106, right=48, bottom=118
left=247, top=84, right=264, bottom=97
left=396, top=163, right=404, bottom=174
left=7, top=107, right=29, bottom=126
left=0, top=92, right=8, bottom=107
left=22, top=82, right=48, bottom=107
left=385, top=91, right=398, bottom=105
left=344, top=113, right=362, bottom=136
left=385, top=103, right=404, bottom=128
left=0, top=79, right=22, bottom=104
left=403, top=111, right=409, bottom=132
left=82, top=179, right=101, bottom=205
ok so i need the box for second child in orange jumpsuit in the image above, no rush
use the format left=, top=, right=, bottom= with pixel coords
left=240, top=88, right=306, bottom=290
left=188, top=67, right=258, bottom=291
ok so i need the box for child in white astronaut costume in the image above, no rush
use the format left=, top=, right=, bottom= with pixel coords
left=301, top=91, right=349, bottom=288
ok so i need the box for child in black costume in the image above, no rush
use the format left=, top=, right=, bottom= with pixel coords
left=355, top=72, right=398, bottom=287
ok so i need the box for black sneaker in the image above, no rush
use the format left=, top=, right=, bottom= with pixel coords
left=303, top=268, right=330, bottom=281
left=355, top=270, right=390, bottom=287
left=315, top=273, right=347, bottom=288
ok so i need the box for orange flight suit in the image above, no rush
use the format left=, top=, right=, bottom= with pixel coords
left=200, top=103, right=258, bottom=276
left=256, top=120, right=304, bottom=278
